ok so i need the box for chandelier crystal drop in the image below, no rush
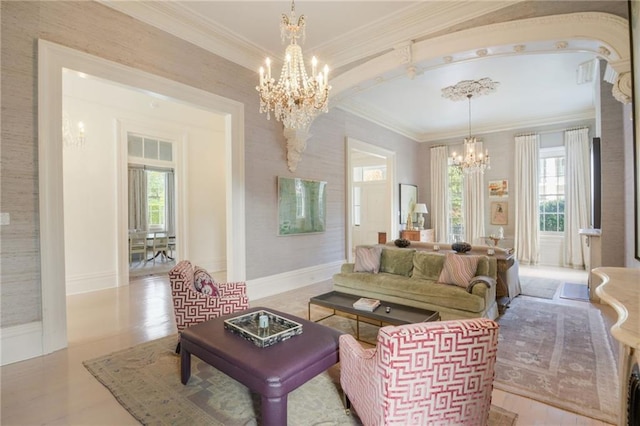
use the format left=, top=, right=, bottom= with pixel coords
left=256, top=0, right=331, bottom=130
left=443, top=78, right=498, bottom=174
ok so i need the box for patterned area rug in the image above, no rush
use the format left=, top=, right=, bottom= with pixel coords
left=518, top=275, right=562, bottom=299
left=84, top=335, right=517, bottom=425
left=494, top=297, right=618, bottom=423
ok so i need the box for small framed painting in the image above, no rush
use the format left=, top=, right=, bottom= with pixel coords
left=490, top=201, right=508, bottom=225
left=488, top=179, right=508, bottom=198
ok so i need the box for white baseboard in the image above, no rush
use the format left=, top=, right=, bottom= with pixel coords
left=246, top=260, right=344, bottom=301
left=1, top=322, right=43, bottom=366
left=66, top=270, right=118, bottom=295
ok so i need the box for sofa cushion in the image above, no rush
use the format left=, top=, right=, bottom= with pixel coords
left=194, top=266, right=219, bottom=296
left=380, top=248, right=415, bottom=276
left=438, top=253, right=481, bottom=288
left=412, top=251, right=445, bottom=281
left=354, top=245, right=383, bottom=273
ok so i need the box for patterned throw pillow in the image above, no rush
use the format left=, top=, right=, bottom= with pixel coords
left=438, top=252, right=480, bottom=288
left=193, top=266, right=219, bottom=297
left=353, top=246, right=383, bottom=273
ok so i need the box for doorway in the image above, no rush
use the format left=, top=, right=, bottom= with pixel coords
left=39, top=40, right=246, bottom=354
left=346, top=137, right=396, bottom=262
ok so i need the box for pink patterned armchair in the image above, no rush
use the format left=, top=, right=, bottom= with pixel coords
left=339, top=318, right=499, bottom=425
left=169, top=260, right=249, bottom=352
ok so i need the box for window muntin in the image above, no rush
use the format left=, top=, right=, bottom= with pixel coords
left=539, top=148, right=565, bottom=233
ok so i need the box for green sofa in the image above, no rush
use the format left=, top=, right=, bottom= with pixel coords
left=333, top=246, right=499, bottom=321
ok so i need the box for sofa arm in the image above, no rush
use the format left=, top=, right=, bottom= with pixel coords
left=341, top=263, right=355, bottom=273
left=467, top=275, right=496, bottom=293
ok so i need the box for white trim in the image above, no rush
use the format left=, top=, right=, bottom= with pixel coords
left=246, top=260, right=344, bottom=302
left=346, top=138, right=397, bottom=262
left=38, top=39, right=246, bottom=357
left=1, top=322, right=44, bottom=366
left=66, top=271, right=118, bottom=295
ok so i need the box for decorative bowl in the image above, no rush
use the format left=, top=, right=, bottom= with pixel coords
left=452, top=242, right=472, bottom=253
left=394, top=238, right=411, bottom=248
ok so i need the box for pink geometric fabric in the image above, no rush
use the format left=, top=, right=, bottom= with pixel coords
left=168, top=260, right=249, bottom=334
left=340, top=318, right=499, bottom=426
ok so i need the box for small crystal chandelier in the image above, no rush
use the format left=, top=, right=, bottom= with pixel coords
left=256, top=0, right=331, bottom=130
left=442, top=78, right=499, bottom=174
left=62, top=111, right=86, bottom=149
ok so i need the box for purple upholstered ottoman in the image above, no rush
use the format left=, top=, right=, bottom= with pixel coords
left=180, top=306, right=344, bottom=426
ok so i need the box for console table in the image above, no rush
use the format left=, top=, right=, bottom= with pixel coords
left=593, top=267, right=640, bottom=426
left=400, top=229, right=434, bottom=242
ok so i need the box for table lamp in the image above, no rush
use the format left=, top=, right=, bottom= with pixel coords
left=414, top=203, right=428, bottom=230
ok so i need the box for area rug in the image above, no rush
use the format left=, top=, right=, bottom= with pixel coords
left=494, top=297, right=618, bottom=423
left=84, top=335, right=518, bottom=425
left=559, top=282, right=590, bottom=301
left=518, top=275, right=562, bottom=299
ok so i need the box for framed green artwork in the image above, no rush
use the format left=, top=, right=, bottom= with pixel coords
left=278, top=177, right=327, bottom=235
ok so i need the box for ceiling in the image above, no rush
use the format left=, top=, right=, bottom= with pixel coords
left=101, top=1, right=616, bottom=142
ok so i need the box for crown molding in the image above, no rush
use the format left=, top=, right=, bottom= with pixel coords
left=98, top=0, right=266, bottom=70
left=336, top=100, right=595, bottom=143
left=316, top=0, right=524, bottom=69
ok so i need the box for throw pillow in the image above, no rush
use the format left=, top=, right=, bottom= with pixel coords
left=438, top=252, right=481, bottom=288
left=354, top=246, right=383, bottom=273
left=193, top=266, right=219, bottom=297
left=412, top=251, right=445, bottom=281
left=380, top=248, right=415, bottom=277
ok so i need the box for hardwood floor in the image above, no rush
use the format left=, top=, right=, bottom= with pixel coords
left=1, top=266, right=617, bottom=425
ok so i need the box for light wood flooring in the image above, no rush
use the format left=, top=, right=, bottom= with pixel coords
left=1, top=266, right=617, bottom=425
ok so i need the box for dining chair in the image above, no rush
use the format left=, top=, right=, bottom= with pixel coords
left=129, top=232, right=148, bottom=265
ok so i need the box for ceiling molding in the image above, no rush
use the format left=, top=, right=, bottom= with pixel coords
left=330, top=12, right=629, bottom=99
left=315, top=1, right=524, bottom=69
left=98, top=0, right=266, bottom=70
left=336, top=100, right=595, bottom=143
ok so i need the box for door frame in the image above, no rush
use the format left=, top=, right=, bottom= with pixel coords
left=38, top=39, right=246, bottom=354
left=346, top=137, right=396, bottom=262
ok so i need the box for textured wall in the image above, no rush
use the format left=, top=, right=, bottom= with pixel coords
left=599, top=78, right=627, bottom=267
left=0, top=1, right=419, bottom=327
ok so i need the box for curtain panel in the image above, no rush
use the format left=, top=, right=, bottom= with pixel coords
left=128, top=166, right=147, bottom=232
left=564, top=128, right=591, bottom=269
left=514, top=134, right=540, bottom=265
left=463, top=170, right=485, bottom=245
left=430, top=146, right=449, bottom=242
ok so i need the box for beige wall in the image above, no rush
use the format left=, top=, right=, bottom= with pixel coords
left=0, top=1, right=420, bottom=328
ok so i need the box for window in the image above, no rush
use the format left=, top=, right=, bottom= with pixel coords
left=448, top=164, right=464, bottom=242
left=353, top=165, right=386, bottom=182
left=146, top=170, right=167, bottom=231
left=539, top=147, right=565, bottom=232
left=128, top=134, right=173, bottom=162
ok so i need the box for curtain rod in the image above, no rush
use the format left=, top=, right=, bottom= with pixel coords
left=516, top=126, right=589, bottom=137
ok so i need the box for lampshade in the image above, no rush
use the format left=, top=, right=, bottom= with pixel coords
left=414, top=203, right=428, bottom=214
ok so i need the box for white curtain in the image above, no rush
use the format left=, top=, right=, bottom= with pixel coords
left=564, top=128, right=591, bottom=269
left=128, top=166, right=147, bottom=232
left=514, top=134, right=540, bottom=265
left=462, top=152, right=485, bottom=244
left=430, top=146, right=449, bottom=242
left=166, top=169, right=176, bottom=236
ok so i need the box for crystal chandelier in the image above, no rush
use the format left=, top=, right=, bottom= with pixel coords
left=442, top=78, right=499, bottom=174
left=256, top=0, right=331, bottom=130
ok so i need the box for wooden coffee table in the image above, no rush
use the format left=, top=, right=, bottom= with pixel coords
left=308, top=291, right=439, bottom=342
